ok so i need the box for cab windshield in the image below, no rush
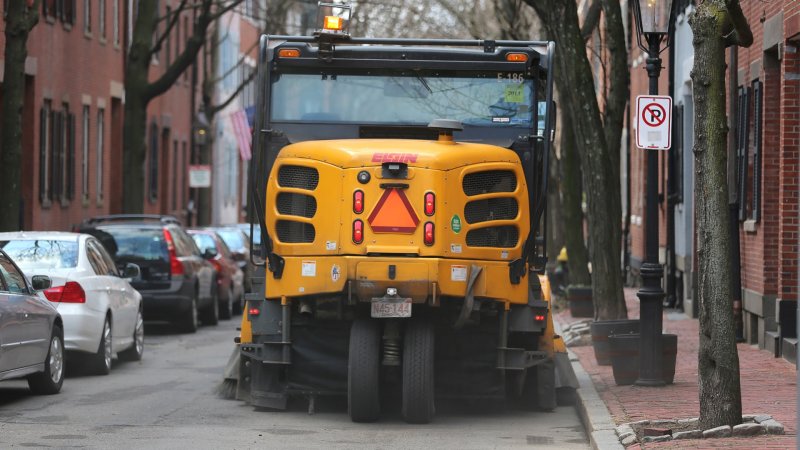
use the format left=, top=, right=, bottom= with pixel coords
left=271, top=72, right=535, bottom=128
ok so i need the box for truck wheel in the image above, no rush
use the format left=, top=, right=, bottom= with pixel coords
left=402, top=319, right=435, bottom=424
left=348, top=318, right=381, bottom=423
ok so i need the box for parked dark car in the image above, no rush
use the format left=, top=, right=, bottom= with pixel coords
left=214, top=226, right=255, bottom=293
left=77, top=215, right=218, bottom=333
left=188, top=229, right=244, bottom=319
left=0, top=249, right=63, bottom=394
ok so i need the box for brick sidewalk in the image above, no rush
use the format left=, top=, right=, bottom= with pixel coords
left=557, top=288, right=797, bottom=449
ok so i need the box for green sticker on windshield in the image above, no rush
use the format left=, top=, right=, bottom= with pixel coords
left=504, top=84, right=524, bottom=103
left=451, top=215, right=462, bottom=234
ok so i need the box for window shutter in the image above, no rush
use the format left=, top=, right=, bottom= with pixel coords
left=39, top=107, right=47, bottom=204
left=752, top=81, right=762, bottom=222
left=67, top=112, right=76, bottom=200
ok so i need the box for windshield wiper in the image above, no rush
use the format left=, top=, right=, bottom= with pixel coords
left=415, top=74, right=432, bottom=94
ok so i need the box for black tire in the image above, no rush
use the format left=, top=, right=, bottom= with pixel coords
left=179, top=294, right=199, bottom=333
left=119, top=308, right=144, bottom=362
left=202, top=288, right=220, bottom=326
left=28, top=325, right=65, bottom=395
left=89, top=316, right=112, bottom=375
left=348, top=318, right=381, bottom=423
left=220, top=286, right=233, bottom=320
left=402, top=319, right=435, bottom=424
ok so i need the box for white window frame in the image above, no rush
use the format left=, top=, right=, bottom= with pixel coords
left=96, top=108, right=105, bottom=203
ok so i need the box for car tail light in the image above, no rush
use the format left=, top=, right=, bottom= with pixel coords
left=424, top=222, right=434, bottom=246
left=353, top=220, right=364, bottom=244
left=424, top=192, right=435, bottom=216
left=162, top=229, right=184, bottom=276
left=353, top=190, right=364, bottom=214
left=210, top=259, right=222, bottom=273
left=43, top=281, right=86, bottom=304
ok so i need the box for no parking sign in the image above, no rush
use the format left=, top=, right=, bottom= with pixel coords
left=636, top=95, right=672, bottom=150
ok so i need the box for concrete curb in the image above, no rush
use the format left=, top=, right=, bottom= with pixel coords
left=569, top=349, right=624, bottom=450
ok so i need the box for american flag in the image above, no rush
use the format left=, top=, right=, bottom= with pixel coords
left=230, top=109, right=252, bottom=161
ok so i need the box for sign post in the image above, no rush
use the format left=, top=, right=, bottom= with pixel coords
left=635, top=95, right=672, bottom=150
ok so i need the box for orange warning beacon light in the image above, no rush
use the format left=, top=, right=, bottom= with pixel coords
left=315, top=2, right=351, bottom=36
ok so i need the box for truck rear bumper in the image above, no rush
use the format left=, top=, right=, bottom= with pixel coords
left=265, top=256, right=528, bottom=304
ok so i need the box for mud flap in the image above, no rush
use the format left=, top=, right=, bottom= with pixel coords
left=554, top=351, right=579, bottom=389
left=250, top=359, right=289, bottom=410
left=536, top=360, right=557, bottom=411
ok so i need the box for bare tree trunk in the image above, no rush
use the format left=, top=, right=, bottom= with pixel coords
left=0, top=0, right=40, bottom=231
left=560, top=107, right=591, bottom=286
left=690, top=0, right=752, bottom=430
left=525, top=0, right=626, bottom=320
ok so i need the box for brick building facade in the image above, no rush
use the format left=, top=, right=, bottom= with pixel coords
left=628, top=0, right=800, bottom=362
left=0, top=0, right=199, bottom=231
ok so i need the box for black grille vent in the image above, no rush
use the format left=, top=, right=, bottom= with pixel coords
left=465, top=226, right=519, bottom=248
left=277, top=192, right=317, bottom=218
left=276, top=220, right=315, bottom=243
left=462, top=170, right=517, bottom=196
left=278, top=165, right=319, bottom=190
left=464, top=198, right=519, bottom=224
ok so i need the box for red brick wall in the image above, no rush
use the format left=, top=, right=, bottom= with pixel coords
left=0, top=1, right=198, bottom=231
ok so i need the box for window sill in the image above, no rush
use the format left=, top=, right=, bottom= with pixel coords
left=60, top=198, right=70, bottom=208
left=82, top=197, right=90, bottom=208
left=84, top=31, right=93, bottom=40
left=743, top=219, right=758, bottom=234
left=62, top=23, right=72, bottom=32
left=45, top=16, right=56, bottom=25
left=96, top=199, right=104, bottom=208
left=41, top=199, right=52, bottom=209
left=99, top=37, right=107, bottom=45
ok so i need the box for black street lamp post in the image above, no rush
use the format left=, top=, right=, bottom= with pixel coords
left=632, top=0, right=674, bottom=387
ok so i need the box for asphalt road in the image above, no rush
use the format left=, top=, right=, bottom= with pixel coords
left=0, top=320, right=589, bottom=449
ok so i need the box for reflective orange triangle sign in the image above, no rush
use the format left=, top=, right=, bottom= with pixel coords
left=367, top=188, right=420, bottom=233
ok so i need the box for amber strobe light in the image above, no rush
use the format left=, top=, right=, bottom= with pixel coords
left=424, top=192, right=435, bottom=216
left=353, top=220, right=364, bottom=244
left=324, top=15, right=343, bottom=31
left=424, top=222, right=434, bottom=246
left=353, top=190, right=364, bottom=214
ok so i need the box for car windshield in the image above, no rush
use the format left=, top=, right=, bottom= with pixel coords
left=0, top=239, right=79, bottom=270
left=216, top=229, right=245, bottom=251
left=190, top=233, right=217, bottom=254
left=89, top=227, right=169, bottom=262
left=272, top=73, right=535, bottom=127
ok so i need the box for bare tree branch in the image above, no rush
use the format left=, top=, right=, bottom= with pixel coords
left=580, top=0, right=601, bottom=40
left=723, top=0, right=753, bottom=47
left=149, top=0, right=189, bottom=58
left=208, top=69, right=257, bottom=117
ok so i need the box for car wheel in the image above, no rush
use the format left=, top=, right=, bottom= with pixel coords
left=119, top=308, right=144, bottom=362
left=89, top=317, right=113, bottom=375
left=220, top=286, right=233, bottom=320
left=202, top=288, right=219, bottom=326
left=28, top=325, right=65, bottom=395
left=179, top=294, right=199, bottom=333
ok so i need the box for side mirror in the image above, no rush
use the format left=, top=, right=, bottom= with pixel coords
left=31, top=275, right=52, bottom=291
left=122, top=263, right=141, bottom=280
left=203, top=248, right=218, bottom=259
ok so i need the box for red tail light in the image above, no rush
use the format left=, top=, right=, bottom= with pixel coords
left=353, top=190, right=364, bottom=214
left=424, top=192, right=435, bottom=216
left=424, top=222, right=434, bottom=246
left=535, top=314, right=546, bottom=321
left=163, top=229, right=184, bottom=276
left=248, top=307, right=260, bottom=316
left=353, top=220, right=364, bottom=244
left=44, top=281, right=86, bottom=303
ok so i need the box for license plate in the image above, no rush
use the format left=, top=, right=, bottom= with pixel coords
left=371, top=297, right=412, bottom=318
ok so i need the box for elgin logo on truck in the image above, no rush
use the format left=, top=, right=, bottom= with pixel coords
left=372, top=153, right=418, bottom=163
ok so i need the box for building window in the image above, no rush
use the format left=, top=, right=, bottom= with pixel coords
left=98, top=0, right=105, bottom=38
left=148, top=122, right=159, bottom=202
left=82, top=105, right=90, bottom=201
left=39, top=101, right=52, bottom=204
left=63, top=0, right=75, bottom=24
left=181, top=141, right=187, bottom=208
left=51, top=107, right=64, bottom=202
left=182, top=16, right=188, bottom=80
left=65, top=105, right=76, bottom=201
left=112, top=0, right=119, bottom=45
left=96, top=108, right=104, bottom=203
left=83, top=0, right=90, bottom=32
left=172, top=140, right=178, bottom=211
left=748, top=80, right=762, bottom=222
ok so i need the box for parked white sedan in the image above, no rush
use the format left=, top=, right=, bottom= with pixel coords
left=0, top=232, right=144, bottom=375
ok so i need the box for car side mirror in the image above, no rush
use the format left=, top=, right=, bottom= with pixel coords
left=203, top=248, right=218, bottom=259
left=31, top=275, right=52, bottom=291
left=122, top=263, right=141, bottom=280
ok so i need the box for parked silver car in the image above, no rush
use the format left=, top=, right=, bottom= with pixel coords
left=0, top=249, right=63, bottom=394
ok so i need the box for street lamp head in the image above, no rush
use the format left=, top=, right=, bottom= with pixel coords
left=632, top=0, right=674, bottom=52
